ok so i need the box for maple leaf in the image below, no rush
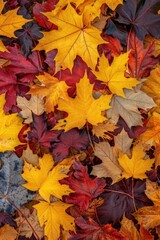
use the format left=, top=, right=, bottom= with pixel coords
left=91, top=142, right=122, bottom=183
left=27, top=113, right=59, bottom=157
left=34, top=200, right=75, bottom=240
left=22, top=154, right=73, bottom=201
left=17, top=95, right=45, bottom=124
left=0, top=94, right=23, bottom=152
left=34, top=4, right=105, bottom=70
left=61, top=161, right=106, bottom=211
left=54, top=73, right=111, bottom=132
left=93, top=53, right=139, bottom=97
left=127, top=30, right=158, bottom=80
left=139, top=112, right=160, bottom=146
left=15, top=208, right=43, bottom=239
left=106, top=0, right=160, bottom=42
left=0, top=224, right=17, bottom=240
left=120, top=215, right=154, bottom=240
left=92, top=120, right=117, bottom=140
left=114, top=129, right=133, bottom=155
left=29, top=72, right=68, bottom=113
left=70, top=216, right=126, bottom=240
left=145, top=35, right=160, bottom=57
left=107, top=87, right=156, bottom=128
left=52, top=129, right=89, bottom=162
left=22, top=154, right=54, bottom=192
left=0, top=0, right=30, bottom=38
left=0, top=40, right=8, bottom=52
left=141, top=66, right=160, bottom=109
left=96, top=178, right=152, bottom=223
left=118, top=144, right=155, bottom=179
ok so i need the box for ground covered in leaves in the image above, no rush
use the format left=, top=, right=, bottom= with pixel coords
left=0, top=0, right=160, bottom=239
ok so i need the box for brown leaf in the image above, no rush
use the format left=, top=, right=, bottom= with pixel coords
left=0, top=224, right=17, bottom=240
left=92, top=120, right=117, bottom=140
left=114, top=129, right=132, bottom=155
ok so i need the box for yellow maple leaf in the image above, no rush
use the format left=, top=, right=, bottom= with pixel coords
left=118, top=144, right=154, bottom=179
left=34, top=200, right=75, bottom=240
left=54, top=73, right=112, bottom=132
left=34, top=4, right=105, bottom=70
left=0, top=0, right=30, bottom=38
left=93, top=53, right=139, bottom=97
left=0, top=94, right=23, bottom=152
left=22, top=154, right=54, bottom=191
left=29, top=72, right=68, bottom=113
left=141, top=66, right=160, bottom=107
left=133, top=180, right=160, bottom=230
left=139, top=112, right=160, bottom=145
left=22, top=154, right=73, bottom=201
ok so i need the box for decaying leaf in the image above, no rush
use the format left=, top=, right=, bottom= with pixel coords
left=91, top=142, right=122, bottom=183
left=17, top=95, right=45, bottom=123
left=0, top=224, right=17, bottom=240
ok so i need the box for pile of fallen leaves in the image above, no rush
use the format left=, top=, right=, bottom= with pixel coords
left=0, top=0, right=160, bottom=239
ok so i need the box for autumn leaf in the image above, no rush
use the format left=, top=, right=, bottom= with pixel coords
left=29, top=72, right=68, bottom=113
left=0, top=40, right=8, bottom=52
left=0, top=224, right=17, bottom=240
left=34, top=200, right=75, bottom=240
left=0, top=0, right=30, bottom=38
left=34, top=4, right=105, bottom=70
left=91, top=142, right=122, bottom=183
left=93, top=53, right=139, bottom=97
left=114, top=129, right=132, bottom=155
left=22, top=154, right=54, bottom=192
left=145, top=179, right=160, bottom=206
left=0, top=94, right=23, bottom=152
left=22, top=154, right=73, bottom=201
left=139, top=112, right=160, bottom=145
left=54, top=73, right=111, bottom=132
left=107, top=87, right=156, bottom=128
left=92, top=120, right=117, bottom=140
left=17, top=95, right=45, bottom=124
left=118, top=144, right=154, bottom=179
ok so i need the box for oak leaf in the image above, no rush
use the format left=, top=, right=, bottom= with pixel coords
left=107, top=87, right=156, bottom=128
left=17, top=95, right=45, bottom=124
left=0, top=94, right=23, bottom=152
left=29, top=72, right=68, bottom=113
left=34, top=200, right=75, bottom=240
left=0, top=224, right=17, bottom=240
left=91, top=142, right=122, bottom=183
left=118, top=144, right=154, bottom=179
left=0, top=0, right=30, bottom=38
left=54, top=73, right=111, bottom=132
left=34, top=4, right=105, bottom=70
left=93, top=53, right=139, bottom=97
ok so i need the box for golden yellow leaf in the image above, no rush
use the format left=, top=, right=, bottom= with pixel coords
left=145, top=180, right=160, bottom=206
left=0, top=224, right=17, bottom=240
left=29, top=72, right=68, bottom=113
left=92, top=120, right=117, bottom=140
left=34, top=4, right=104, bottom=70
left=118, top=144, right=154, bottom=179
left=34, top=200, right=75, bottom=240
left=39, top=163, right=73, bottom=201
left=0, top=94, right=23, bottom=152
left=22, top=154, right=54, bottom=191
left=141, top=66, right=160, bottom=107
left=22, top=154, right=73, bottom=201
left=93, top=53, right=139, bottom=97
left=154, top=145, right=160, bottom=168
left=0, top=0, right=30, bottom=38
left=17, top=95, right=45, bottom=124
left=133, top=205, right=160, bottom=229
left=120, top=215, right=141, bottom=240
left=53, top=73, right=111, bottom=132
left=139, top=112, right=160, bottom=145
